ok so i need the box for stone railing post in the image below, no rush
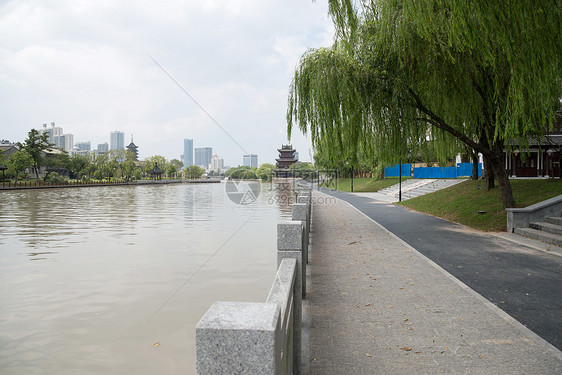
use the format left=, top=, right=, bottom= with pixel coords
left=296, top=190, right=312, bottom=220
left=292, top=202, right=310, bottom=265
left=196, top=302, right=281, bottom=374
left=196, top=258, right=298, bottom=375
left=277, top=221, right=304, bottom=374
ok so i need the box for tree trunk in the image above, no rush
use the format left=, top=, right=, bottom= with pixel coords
left=488, top=143, right=515, bottom=208
left=471, top=149, right=479, bottom=181
left=483, top=153, right=495, bottom=190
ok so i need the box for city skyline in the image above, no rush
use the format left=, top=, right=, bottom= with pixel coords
left=0, top=1, right=333, bottom=166
left=32, top=123, right=256, bottom=168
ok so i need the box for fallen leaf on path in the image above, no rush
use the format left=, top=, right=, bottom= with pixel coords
left=348, top=241, right=358, bottom=245
left=365, top=353, right=372, bottom=357
left=153, top=342, right=159, bottom=347
left=399, top=347, right=412, bottom=351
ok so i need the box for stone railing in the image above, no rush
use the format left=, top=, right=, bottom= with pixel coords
left=196, top=186, right=312, bottom=375
left=506, top=194, right=562, bottom=232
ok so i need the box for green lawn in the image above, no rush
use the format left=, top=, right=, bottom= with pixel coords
left=323, top=177, right=561, bottom=232
left=322, top=177, right=410, bottom=192
left=398, top=179, right=562, bottom=232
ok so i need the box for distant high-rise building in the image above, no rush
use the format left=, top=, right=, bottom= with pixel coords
left=183, top=138, right=193, bottom=167
left=110, top=131, right=125, bottom=150
left=210, top=153, right=224, bottom=172
left=39, top=122, right=63, bottom=144
left=75, top=141, right=91, bottom=151
left=54, top=133, right=74, bottom=152
left=97, top=143, right=109, bottom=152
left=195, top=147, right=213, bottom=169
left=243, top=154, right=258, bottom=168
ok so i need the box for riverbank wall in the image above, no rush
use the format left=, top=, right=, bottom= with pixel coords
left=0, top=179, right=220, bottom=191
left=196, top=181, right=313, bottom=375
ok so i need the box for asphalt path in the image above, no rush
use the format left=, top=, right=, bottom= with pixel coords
left=320, top=187, right=562, bottom=351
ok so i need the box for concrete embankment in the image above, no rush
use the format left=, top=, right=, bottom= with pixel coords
left=0, top=179, right=220, bottom=191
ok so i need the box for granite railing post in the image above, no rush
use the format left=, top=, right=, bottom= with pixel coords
left=266, top=258, right=297, bottom=374
left=195, top=185, right=314, bottom=375
left=292, top=203, right=310, bottom=265
left=296, top=190, right=312, bottom=221
left=195, top=302, right=281, bottom=374
left=196, top=258, right=298, bottom=375
left=277, top=221, right=305, bottom=375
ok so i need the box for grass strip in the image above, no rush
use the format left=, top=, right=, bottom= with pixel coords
left=398, top=179, right=562, bottom=232
left=322, top=177, right=410, bottom=192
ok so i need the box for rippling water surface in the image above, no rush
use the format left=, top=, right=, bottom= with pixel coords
left=0, top=182, right=294, bottom=374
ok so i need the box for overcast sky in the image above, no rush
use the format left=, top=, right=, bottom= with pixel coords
left=0, top=0, right=334, bottom=166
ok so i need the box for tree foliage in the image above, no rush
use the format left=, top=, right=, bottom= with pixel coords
left=225, top=166, right=258, bottom=180
left=184, top=165, right=205, bottom=179
left=170, top=158, right=184, bottom=173
left=6, top=150, right=34, bottom=182
left=257, top=163, right=276, bottom=181
left=288, top=0, right=561, bottom=208
left=143, top=155, right=168, bottom=176
left=68, top=153, right=92, bottom=179
left=289, top=162, right=317, bottom=179
left=17, top=129, right=52, bottom=178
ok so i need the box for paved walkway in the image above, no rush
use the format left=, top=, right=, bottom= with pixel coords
left=319, top=188, right=562, bottom=351
left=307, top=191, right=562, bottom=374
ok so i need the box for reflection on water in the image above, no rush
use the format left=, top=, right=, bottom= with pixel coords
left=274, top=182, right=296, bottom=218
left=0, top=182, right=292, bottom=375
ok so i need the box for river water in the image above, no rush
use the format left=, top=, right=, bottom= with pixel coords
left=0, top=182, right=293, bottom=374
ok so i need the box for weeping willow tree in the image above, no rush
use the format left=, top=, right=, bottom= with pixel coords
left=288, top=0, right=561, bottom=208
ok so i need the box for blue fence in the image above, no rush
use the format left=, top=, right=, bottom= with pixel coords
left=413, top=166, right=457, bottom=179
left=457, top=163, right=482, bottom=177
left=384, top=164, right=412, bottom=177
left=386, top=162, right=482, bottom=179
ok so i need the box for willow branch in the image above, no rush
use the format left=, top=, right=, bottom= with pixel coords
left=408, top=87, right=486, bottom=154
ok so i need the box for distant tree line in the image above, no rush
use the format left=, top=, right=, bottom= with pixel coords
left=0, top=129, right=190, bottom=183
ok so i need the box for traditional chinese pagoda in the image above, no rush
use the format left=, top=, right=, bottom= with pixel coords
left=126, top=135, right=139, bottom=161
left=275, top=144, right=298, bottom=177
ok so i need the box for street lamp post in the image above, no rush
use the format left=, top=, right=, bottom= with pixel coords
left=399, top=157, right=402, bottom=202
left=351, top=164, right=354, bottom=192
left=346, top=159, right=354, bottom=192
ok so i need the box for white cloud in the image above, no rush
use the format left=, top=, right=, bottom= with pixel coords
left=0, top=0, right=334, bottom=165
